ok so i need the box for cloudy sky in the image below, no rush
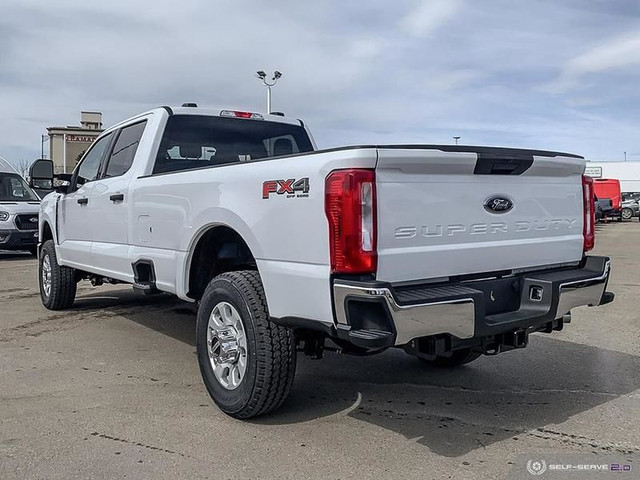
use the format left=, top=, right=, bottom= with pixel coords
left=1, top=0, right=639, bottom=167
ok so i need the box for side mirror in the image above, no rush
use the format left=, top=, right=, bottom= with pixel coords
left=53, top=173, right=73, bottom=194
left=28, top=158, right=55, bottom=198
left=29, top=158, right=54, bottom=187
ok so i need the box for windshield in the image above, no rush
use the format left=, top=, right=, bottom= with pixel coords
left=0, top=173, right=40, bottom=201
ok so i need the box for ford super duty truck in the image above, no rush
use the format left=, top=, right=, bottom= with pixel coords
left=32, top=105, right=614, bottom=418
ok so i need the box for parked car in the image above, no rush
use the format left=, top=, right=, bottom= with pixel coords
left=621, top=198, right=639, bottom=220
left=0, top=157, right=41, bottom=255
left=593, top=178, right=622, bottom=221
left=622, top=192, right=640, bottom=202
left=31, top=105, right=615, bottom=418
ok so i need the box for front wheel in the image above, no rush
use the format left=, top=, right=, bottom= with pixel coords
left=196, top=270, right=296, bottom=419
left=39, top=240, right=77, bottom=310
left=621, top=208, right=633, bottom=220
left=418, top=348, right=482, bottom=368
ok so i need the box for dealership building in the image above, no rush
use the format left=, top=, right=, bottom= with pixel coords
left=586, top=162, right=640, bottom=194
left=46, top=111, right=103, bottom=173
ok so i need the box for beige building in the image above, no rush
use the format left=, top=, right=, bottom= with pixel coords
left=47, top=111, right=104, bottom=173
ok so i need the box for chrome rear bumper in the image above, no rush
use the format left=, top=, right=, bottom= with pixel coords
left=332, top=256, right=612, bottom=347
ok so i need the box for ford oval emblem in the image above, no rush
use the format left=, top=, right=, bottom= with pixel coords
left=484, top=196, right=513, bottom=214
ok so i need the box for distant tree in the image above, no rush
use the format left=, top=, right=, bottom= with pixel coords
left=74, top=150, right=85, bottom=167
left=16, top=159, right=33, bottom=179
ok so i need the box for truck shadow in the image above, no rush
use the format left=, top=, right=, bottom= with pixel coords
left=0, top=250, right=35, bottom=261
left=77, top=288, right=640, bottom=458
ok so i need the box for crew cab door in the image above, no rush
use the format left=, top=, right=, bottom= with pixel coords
left=89, top=121, right=147, bottom=278
left=57, top=132, right=114, bottom=269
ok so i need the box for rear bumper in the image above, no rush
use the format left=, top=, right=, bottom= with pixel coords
left=0, top=229, right=39, bottom=249
left=332, top=256, right=612, bottom=348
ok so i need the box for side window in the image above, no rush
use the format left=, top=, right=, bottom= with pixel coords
left=104, top=121, right=146, bottom=178
left=75, top=133, right=113, bottom=187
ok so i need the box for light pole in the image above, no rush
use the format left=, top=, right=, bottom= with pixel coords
left=41, top=134, right=50, bottom=159
left=453, top=136, right=461, bottom=145
left=256, top=70, right=282, bottom=114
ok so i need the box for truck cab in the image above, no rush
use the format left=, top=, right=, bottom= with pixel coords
left=0, top=158, right=41, bottom=255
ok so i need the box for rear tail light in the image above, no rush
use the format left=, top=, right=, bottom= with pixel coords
left=325, top=169, right=377, bottom=274
left=220, top=110, right=264, bottom=120
left=582, top=175, right=595, bottom=252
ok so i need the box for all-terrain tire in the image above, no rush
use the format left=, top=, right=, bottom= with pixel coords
left=39, top=239, right=77, bottom=310
left=196, top=270, right=296, bottom=419
left=419, top=348, right=482, bottom=368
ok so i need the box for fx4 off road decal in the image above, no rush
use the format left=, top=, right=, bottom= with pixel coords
left=262, top=178, right=310, bottom=199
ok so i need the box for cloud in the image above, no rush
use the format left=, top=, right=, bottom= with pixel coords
left=399, top=0, right=462, bottom=38
left=545, top=31, right=640, bottom=93
left=0, top=0, right=639, bottom=166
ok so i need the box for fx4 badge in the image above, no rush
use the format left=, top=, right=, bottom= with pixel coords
left=262, top=178, right=310, bottom=199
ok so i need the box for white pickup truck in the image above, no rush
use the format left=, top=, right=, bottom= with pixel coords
left=33, top=105, right=614, bottom=418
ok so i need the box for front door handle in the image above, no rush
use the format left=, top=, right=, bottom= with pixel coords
left=77, top=197, right=88, bottom=205
left=109, top=194, right=124, bottom=203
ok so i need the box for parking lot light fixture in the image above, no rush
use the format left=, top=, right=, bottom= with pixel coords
left=255, top=70, right=282, bottom=114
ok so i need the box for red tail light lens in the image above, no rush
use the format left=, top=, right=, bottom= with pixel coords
left=582, top=175, right=595, bottom=252
left=325, top=169, right=377, bottom=274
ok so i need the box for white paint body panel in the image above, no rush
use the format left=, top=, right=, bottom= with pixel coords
left=39, top=107, right=587, bottom=327
left=375, top=149, right=586, bottom=283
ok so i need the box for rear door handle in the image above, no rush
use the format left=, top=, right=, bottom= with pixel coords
left=77, top=197, right=88, bottom=205
left=109, top=194, right=124, bottom=203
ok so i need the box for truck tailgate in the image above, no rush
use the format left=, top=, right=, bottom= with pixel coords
left=375, top=147, right=586, bottom=283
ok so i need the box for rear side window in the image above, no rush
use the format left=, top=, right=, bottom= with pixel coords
left=153, top=115, right=314, bottom=174
left=104, top=121, right=146, bottom=178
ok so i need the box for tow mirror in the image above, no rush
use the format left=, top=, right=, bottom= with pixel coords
left=28, top=159, right=54, bottom=196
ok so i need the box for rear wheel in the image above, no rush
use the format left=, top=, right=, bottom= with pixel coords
left=196, top=270, right=296, bottom=418
left=39, top=240, right=77, bottom=310
left=418, top=348, right=481, bottom=368
left=621, top=208, right=633, bottom=220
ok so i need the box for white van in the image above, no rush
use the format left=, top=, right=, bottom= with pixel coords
left=0, top=157, right=40, bottom=255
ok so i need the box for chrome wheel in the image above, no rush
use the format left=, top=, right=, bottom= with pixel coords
left=41, top=252, right=52, bottom=298
left=621, top=208, right=633, bottom=220
left=207, top=301, right=247, bottom=390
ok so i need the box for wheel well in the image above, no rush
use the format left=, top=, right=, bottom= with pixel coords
left=41, top=222, right=53, bottom=243
left=187, top=226, right=256, bottom=300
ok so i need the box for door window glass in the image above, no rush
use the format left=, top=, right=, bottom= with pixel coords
left=75, top=133, right=113, bottom=187
left=104, top=121, right=147, bottom=178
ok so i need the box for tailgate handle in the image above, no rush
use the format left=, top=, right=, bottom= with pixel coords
left=474, top=154, right=533, bottom=175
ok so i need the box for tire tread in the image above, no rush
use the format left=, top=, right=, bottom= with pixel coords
left=201, top=270, right=296, bottom=418
left=40, top=240, right=76, bottom=310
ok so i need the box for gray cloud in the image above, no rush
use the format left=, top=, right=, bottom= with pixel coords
left=1, top=0, right=639, bottom=166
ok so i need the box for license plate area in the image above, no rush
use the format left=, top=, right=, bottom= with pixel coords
left=471, top=277, right=522, bottom=316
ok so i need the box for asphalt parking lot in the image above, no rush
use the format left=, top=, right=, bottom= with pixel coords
left=1, top=223, right=639, bottom=479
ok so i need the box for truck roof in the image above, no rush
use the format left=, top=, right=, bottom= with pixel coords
left=106, top=106, right=304, bottom=134
left=0, top=157, right=19, bottom=174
